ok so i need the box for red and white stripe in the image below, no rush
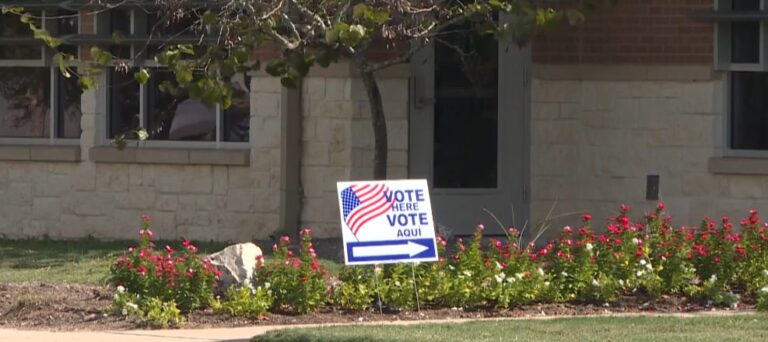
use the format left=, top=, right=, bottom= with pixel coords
left=346, top=183, right=393, bottom=236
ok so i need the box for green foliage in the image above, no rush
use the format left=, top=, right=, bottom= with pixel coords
left=210, top=285, right=273, bottom=319
left=108, top=215, right=219, bottom=312
left=254, top=229, right=328, bottom=314
left=112, top=290, right=185, bottom=328
left=333, top=266, right=375, bottom=311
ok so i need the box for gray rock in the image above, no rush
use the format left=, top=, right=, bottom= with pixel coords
left=207, top=243, right=263, bottom=293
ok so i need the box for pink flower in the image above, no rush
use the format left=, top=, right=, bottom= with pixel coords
left=141, top=214, right=151, bottom=222
left=619, top=204, right=631, bottom=213
left=477, top=224, right=485, bottom=230
left=563, top=226, right=573, bottom=234
left=280, top=236, right=291, bottom=244
left=165, top=245, right=174, bottom=254
left=657, top=202, right=665, bottom=211
left=582, top=213, right=592, bottom=221
left=722, top=215, right=730, bottom=224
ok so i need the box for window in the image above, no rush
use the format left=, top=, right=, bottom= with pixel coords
left=103, top=8, right=250, bottom=144
left=108, top=68, right=250, bottom=143
left=0, top=11, right=82, bottom=141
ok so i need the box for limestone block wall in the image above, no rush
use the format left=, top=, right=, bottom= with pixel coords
left=0, top=76, right=283, bottom=242
left=530, top=70, right=768, bottom=239
left=300, top=72, right=409, bottom=238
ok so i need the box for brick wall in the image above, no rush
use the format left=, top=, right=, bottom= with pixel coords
left=533, top=0, right=714, bottom=64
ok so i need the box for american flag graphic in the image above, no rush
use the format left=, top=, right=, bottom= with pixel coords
left=341, top=183, right=393, bottom=237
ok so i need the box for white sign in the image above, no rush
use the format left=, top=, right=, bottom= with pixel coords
left=337, top=179, right=438, bottom=265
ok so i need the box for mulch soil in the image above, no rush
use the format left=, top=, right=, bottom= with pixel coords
left=0, top=282, right=756, bottom=331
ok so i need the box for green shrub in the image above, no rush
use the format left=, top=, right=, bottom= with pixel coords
left=255, top=229, right=328, bottom=314
left=108, top=215, right=219, bottom=312
left=211, top=285, right=273, bottom=319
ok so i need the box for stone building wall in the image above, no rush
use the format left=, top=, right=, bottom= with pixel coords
left=299, top=70, right=409, bottom=238
left=0, top=76, right=284, bottom=242
left=529, top=66, right=767, bottom=236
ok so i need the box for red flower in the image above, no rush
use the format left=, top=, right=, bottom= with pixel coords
left=136, top=265, right=148, bottom=276
left=722, top=215, right=730, bottom=224
left=714, top=256, right=721, bottom=264
left=657, top=202, right=665, bottom=211
left=563, top=226, right=573, bottom=234
left=165, top=245, right=174, bottom=254
left=619, top=204, right=631, bottom=213
left=186, top=268, right=195, bottom=277
left=582, top=213, right=592, bottom=221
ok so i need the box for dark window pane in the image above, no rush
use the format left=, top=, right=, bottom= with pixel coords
left=733, top=0, right=761, bottom=10
left=731, top=71, right=768, bottom=150
left=732, top=22, right=760, bottom=64
left=109, top=68, right=140, bottom=138
left=0, top=13, right=42, bottom=59
left=148, top=69, right=215, bottom=141
left=109, top=9, right=133, bottom=59
left=0, top=67, right=50, bottom=138
left=57, top=10, right=79, bottom=35
left=223, top=74, right=250, bottom=142
left=58, top=69, right=82, bottom=138
left=433, top=24, right=498, bottom=188
left=147, top=11, right=199, bottom=37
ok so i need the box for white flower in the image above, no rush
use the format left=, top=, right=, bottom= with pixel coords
left=661, top=256, right=667, bottom=261
left=495, top=261, right=503, bottom=270
left=760, top=286, right=768, bottom=293
left=639, top=259, right=647, bottom=266
left=592, top=279, right=601, bottom=287
left=515, top=273, right=525, bottom=280
left=127, top=303, right=139, bottom=310
left=463, top=270, right=473, bottom=277
left=632, top=238, right=639, bottom=245
left=264, top=282, right=271, bottom=289
left=506, top=277, right=516, bottom=284
left=619, top=279, right=625, bottom=287
left=495, top=272, right=505, bottom=284
left=646, top=263, right=653, bottom=271
left=585, top=243, right=593, bottom=251
left=710, top=274, right=718, bottom=282
left=121, top=308, right=127, bottom=316
left=538, top=268, right=545, bottom=276
left=560, top=271, right=569, bottom=277
left=448, top=265, right=455, bottom=271
left=544, top=281, right=550, bottom=287
left=763, top=270, right=768, bottom=277
left=395, top=281, right=401, bottom=287
left=116, top=285, right=126, bottom=293
left=636, top=270, right=645, bottom=277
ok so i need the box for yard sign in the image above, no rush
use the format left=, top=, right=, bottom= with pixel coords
left=337, top=179, right=438, bottom=265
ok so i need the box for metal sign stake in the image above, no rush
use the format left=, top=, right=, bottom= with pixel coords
left=411, top=262, right=421, bottom=316
left=373, top=264, right=383, bottom=316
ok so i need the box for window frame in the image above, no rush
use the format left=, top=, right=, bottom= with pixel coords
left=0, top=9, right=82, bottom=146
left=99, top=7, right=250, bottom=149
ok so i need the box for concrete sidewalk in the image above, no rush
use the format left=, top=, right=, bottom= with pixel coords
left=0, top=311, right=757, bottom=342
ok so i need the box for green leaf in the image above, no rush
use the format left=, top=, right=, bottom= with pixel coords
left=325, top=28, right=339, bottom=44
left=352, top=4, right=368, bottom=19
left=134, top=68, right=150, bottom=85
left=90, top=47, right=113, bottom=66
left=53, top=53, right=73, bottom=78
left=2, top=6, right=24, bottom=15
left=177, top=44, right=195, bottom=55
left=112, top=134, right=127, bottom=150
left=265, top=60, right=286, bottom=77
left=78, top=75, right=96, bottom=90
left=136, top=128, right=149, bottom=141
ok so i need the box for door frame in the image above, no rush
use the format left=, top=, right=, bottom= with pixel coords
left=407, top=15, right=532, bottom=234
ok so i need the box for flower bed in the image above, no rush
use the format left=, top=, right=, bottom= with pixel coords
left=108, top=204, right=768, bottom=326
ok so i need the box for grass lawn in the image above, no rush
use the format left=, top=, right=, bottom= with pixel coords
left=0, top=238, right=230, bottom=284
left=0, top=238, right=341, bottom=284
left=253, top=314, right=768, bottom=342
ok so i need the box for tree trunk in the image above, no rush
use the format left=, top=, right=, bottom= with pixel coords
left=359, top=66, right=388, bottom=180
